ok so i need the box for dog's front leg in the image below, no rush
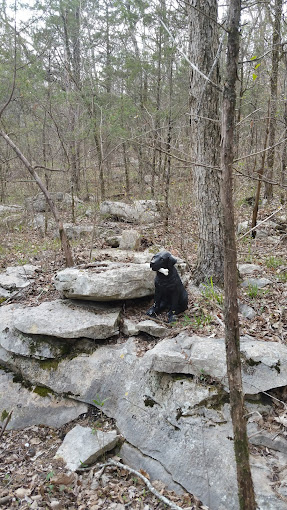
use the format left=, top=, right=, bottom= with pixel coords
left=167, top=291, right=181, bottom=323
left=146, top=284, right=162, bottom=317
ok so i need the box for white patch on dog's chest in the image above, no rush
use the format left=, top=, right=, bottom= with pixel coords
left=158, top=268, right=169, bottom=276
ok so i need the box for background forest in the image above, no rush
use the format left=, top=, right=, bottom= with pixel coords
left=1, top=0, right=286, bottom=234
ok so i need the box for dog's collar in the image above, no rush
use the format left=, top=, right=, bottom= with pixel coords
left=158, top=268, right=169, bottom=276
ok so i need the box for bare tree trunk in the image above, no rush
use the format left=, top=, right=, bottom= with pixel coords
left=264, top=0, right=283, bottom=199
left=0, top=130, right=74, bottom=267
left=251, top=100, right=270, bottom=236
left=164, top=59, right=173, bottom=229
left=281, top=48, right=287, bottom=196
left=189, top=0, right=224, bottom=285
left=221, top=1, right=256, bottom=508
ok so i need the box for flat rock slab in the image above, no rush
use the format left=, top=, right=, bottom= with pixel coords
left=0, top=369, right=87, bottom=429
left=54, top=263, right=155, bottom=301
left=146, top=333, right=287, bottom=395
left=12, top=299, right=121, bottom=339
left=91, top=248, right=154, bottom=264
left=55, top=425, right=119, bottom=471
left=137, top=320, right=167, bottom=338
left=0, top=204, right=23, bottom=216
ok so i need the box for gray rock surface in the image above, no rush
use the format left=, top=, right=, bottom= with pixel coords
left=238, top=263, right=262, bottom=276
left=54, top=263, right=155, bottom=301
left=0, top=369, right=87, bottom=429
left=0, top=204, right=23, bottom=215
left=25, top=192, right=82, bottom=212
left=119, top=229, right=141, bottom=250
left=54, top=426, right=119, bottom=471
left=0, top=265, right=39, bottom=298
left=100, top=200, right=161, bottom=224
left=136, top=320, right=167, bottom=338
left=238, top=301, right=256, bottom=319
left=2, top=333, right=287, bottom=509
left=12, top=299, right=121, bottom=340
left=241, top=277, right=271, bottom=289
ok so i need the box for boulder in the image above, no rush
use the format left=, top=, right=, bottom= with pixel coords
left=54, top=263, right=155, bottom=301
left=55, top=426, right=119, bottom=471
left=238, top=301, right=256, bottom=320
left=119, top=229, right=141, bottom=250
left=100, top=200, right=161, bottom=224
left=25, top=192, right=82, bottom=213
left=62, top=223, right=94, bottom=240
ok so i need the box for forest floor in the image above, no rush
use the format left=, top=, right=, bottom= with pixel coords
left=0, top=192, right=287, bottom=509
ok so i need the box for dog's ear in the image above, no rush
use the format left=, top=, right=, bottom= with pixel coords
left=167, top=253, right=177, bottom=268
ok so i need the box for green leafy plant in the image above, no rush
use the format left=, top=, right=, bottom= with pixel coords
left=183, top=312, right=212, bottom=329
left=202, top=277, right=223, bottom=306
left=247, top=283, right=259, bottom=299
left=92, top=395, right=110, bottom=407
left=266, top=256, right=285, bottom=269
left=277, top=271, right=287, bottom=283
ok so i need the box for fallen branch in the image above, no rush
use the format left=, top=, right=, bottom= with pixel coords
left=238, top=206, right=283, bottom=240
left=78, top=458, right=187, bottom=510
left=107, top=459, right=184, bottom=510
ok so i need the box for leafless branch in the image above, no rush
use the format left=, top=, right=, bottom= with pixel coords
left=238, top=206, right=283, bottom=239
left=234, top=136, right=287, bottom=162
left=159, top=18, right=223, bottom=92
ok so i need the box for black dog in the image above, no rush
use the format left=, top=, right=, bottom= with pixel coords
left=146, top=250, right=188, bottom=323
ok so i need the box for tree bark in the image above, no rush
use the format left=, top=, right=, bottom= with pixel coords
left=0, top=129, right=74, bottom=267
left=188, top=0, right=224, bottom=285
left=221, top=1, right=256, bottom=508
left=264, top=0, right=283, bottom=199
left=251, top=100, right=270, bottom=237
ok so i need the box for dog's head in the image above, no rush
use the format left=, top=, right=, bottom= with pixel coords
left=150, top=251, right=177, bottom=272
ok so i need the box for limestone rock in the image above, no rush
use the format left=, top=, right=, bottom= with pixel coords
left=54, top=263, right=155, bottom=301
left=0, top=264, right=39, bottom=291
left=100, top=200, right=161, bottom=224
left=238, top=263, right=262, bottom=276
left=137, top=320, right=167, bottom=338
left=25, top=192, right=82, bottom=212
left=0, top=204, right=23, bottom=216
left=0, top=264, right=39, bottom=299
left=0, top=369, right=87, bottom=429
left=119, top=229, right=141, bottom=250
left=13, top=299, right=120, bottom=339
left=122, top=319, right=139, bottom=336
left=238, top=301, right=256, bottom=320
left=54, top=425, right=119, bottom=471
left=241, top=277, right=271, bottom=289
left=3, top=332, right=287, bottom=509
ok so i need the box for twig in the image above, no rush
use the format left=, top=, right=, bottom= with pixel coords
left=234, top=136, right=287, bottom=163
left=0, top=410, right=13, bottom=439
left=238, top=206, right=283, bottom=240
left=159, top=18, right=222, bottom=92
